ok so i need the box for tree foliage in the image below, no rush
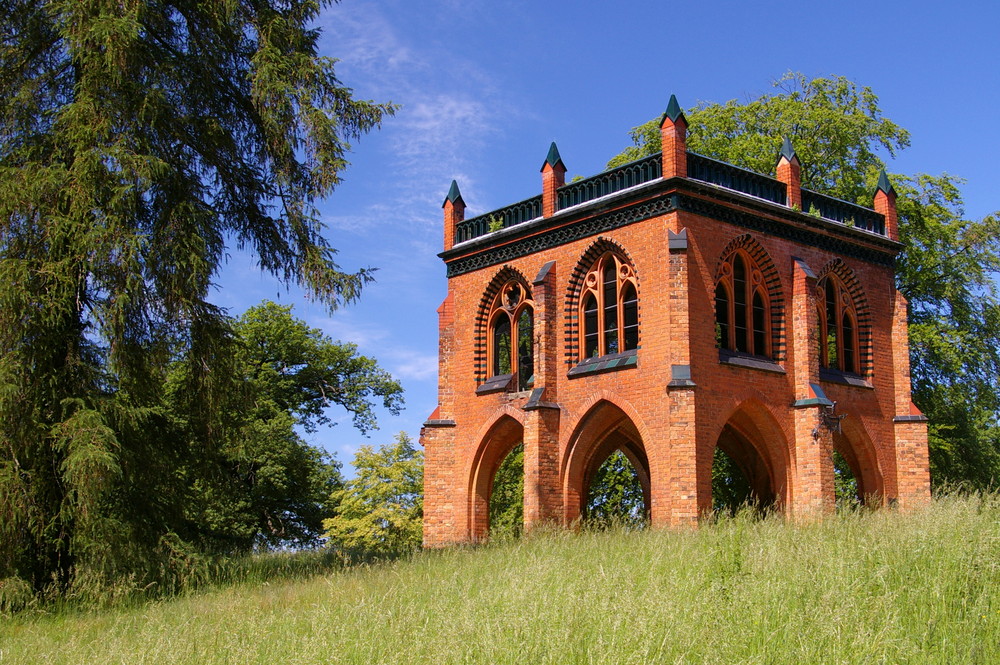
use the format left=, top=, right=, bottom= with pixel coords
left=585, top=450, right=646, bottom=526
left=323, top=432, right=423, bottom=557
left=0, top=0, right=394, bottom=594
left=608, top=73, right=1000, bottom=489
left=168, top=302, right=403, bottom=552
left=488, top=444, right=523, bottom=537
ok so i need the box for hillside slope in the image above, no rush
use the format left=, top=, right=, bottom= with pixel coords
left=3, top=496, right=998, bottom=664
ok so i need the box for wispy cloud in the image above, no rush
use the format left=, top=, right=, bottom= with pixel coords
left=384, top=348, right=438, bottom=381
left=315, top=1, right=510, bottom=236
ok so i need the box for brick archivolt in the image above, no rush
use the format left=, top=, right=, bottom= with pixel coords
left=474, top=266, right=532, bottom=383
left=563, top=237, right=638, bottom=366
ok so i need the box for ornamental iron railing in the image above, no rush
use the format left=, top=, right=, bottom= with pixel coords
left=686, top=153, right=787, bottom=205
left=455, top=195, right=542, bottom=243
left=452, top=151, right=886, bottom=244
left=801, top=190, right=886, bottom=235
left=557, top=154, right=662, bottom=209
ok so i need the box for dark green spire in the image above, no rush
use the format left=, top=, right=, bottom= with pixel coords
left=541, top=141, right=565, bottom=171
left=779, top=136, right=797, bottom=162
left=443, top=179, right=464, bottom=207
left=661, top=94, right=686, bottom=125
left=876, top=169, right=896, bottom=196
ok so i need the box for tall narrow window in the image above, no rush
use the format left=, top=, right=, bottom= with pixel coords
left=488, top=280, right=534, bottom=391
left=517, top=309, right=534, bottom=391
left=492, top=315, right=511, bottom=376
left=715, top=249, right=771, bottom=357
left=817, top=274, right=859, bottom=374
left=715, top=283, right=730, bottom=348
left=583, top=293, right=599, bottom=358
left=578, top=253, right=639, bottom=361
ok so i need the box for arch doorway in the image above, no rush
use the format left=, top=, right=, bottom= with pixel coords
left=468, top=415, right=524, bottom=541
left=832, top=418, right=884, bottom=508
left=709, top=402, right=789, bottom=515
left=564, top=401, right=651, bottom=525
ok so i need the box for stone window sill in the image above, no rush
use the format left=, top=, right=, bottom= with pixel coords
left=568, top=348, right=638, bottom=378
left=718, top=349, right=785, bottom=374
left=476, top=374, right=512, bottom=395
left=819, top=367, right=873, bottom=389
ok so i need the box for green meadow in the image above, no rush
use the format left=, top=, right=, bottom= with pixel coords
left=3, top=494, right=998, bottom=665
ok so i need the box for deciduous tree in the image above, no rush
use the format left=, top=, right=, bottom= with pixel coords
left=170, top=301, right=403, bottom=552
left=323, top=432, right=423, bottom=557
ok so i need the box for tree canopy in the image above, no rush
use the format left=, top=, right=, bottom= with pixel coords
left=168, top=302, right=403, bottom=552
left=0, top=0, right=395, bottom=595
left=608, top=73, right=1000, bottom=488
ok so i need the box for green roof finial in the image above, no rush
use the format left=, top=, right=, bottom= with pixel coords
left=876, top=169, right=895, bottom=196
left=541, top=141, right=565, bottom=171
left=661, top=94, right=686, bottom=125
left=779, top=136, right=797, bottom=162
left=443, top=179, right=464, bottom=207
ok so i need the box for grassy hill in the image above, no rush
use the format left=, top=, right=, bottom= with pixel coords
left=3, top=495, right=998, bottom=664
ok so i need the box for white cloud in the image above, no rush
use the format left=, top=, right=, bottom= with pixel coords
left=385, top=348, right=439, bottom=381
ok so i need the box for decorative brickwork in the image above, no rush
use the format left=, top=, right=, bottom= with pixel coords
left=422, top=103, right=930, bottom=545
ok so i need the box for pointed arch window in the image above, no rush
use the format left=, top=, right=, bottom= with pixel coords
left=488, top=280, right=534, bottom=391
left=715, top=250, right=771, bottom=358
left=817, top=275, right=859, bottom=374
left=579, top=253, right=639, bottom=359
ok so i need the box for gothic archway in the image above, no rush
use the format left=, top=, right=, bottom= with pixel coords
left=468, top=414, right=524, bottom=541
left=562, top=400, right=651, bottom=524
left=708, top=400, right=790, bottom=514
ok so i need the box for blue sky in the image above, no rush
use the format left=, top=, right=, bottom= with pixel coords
left=214, top=0, right=1000, bottom=471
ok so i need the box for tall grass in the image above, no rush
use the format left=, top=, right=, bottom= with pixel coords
left=2, top=494, right=998, bottom=664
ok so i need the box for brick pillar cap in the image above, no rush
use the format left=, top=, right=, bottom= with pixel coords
left=540, top=142, right=566, bottom=172
left=442, top=179, right=464, bottom=208
left=660, top=94, right=687, bottom=128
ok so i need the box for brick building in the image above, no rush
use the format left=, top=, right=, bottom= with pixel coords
left=420, top=96, right=930, bottom=546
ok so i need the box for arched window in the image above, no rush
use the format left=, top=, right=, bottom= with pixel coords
left=715, top=250, right=771, bottom=357
left=817, top=275, right=859, bottom=374
left=488, top=280, right=534, bottom=391
left=579, top=253, right=638, bottom=359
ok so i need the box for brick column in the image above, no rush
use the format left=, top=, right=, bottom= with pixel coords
left=421, top=290, right=460, bottom=546
left=660, top=94, right=688, bottom=179
left=789, top=258, right=835, bottom=517
left=541, top=142, right=566, bottom=218
left=521, top=260, right=562, bottom=528
left=873, top=170, right=899, bottom=242
left=442, top=180, right=465, bottom=251
left=420, top=419, right=458, bottom=546
left=522, top=405, right=561, bottom=528
left=889, top=289, right=931, bottom=508
left=532, top=261, right=558, bottom=398
left=775, top=137, right=802, bottom=210
left=664, top=226, right=699, bottom=526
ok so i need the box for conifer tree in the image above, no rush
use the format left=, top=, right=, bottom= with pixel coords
left=0, top=0, right=394, bottom=593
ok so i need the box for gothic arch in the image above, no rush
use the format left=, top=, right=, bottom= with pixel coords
left=564, top=238, right=640, bottom=365
left=816, top=259, right=873, bottom=376
left=467, top=407, right=526, bottom=541
left=474, top=266, right=532, bottom=384
left=714, top=234, right=785, bottom=361
left=833, top=413, right=886, bottom=504
left=561, top=396, right=651, bottom=524
left=705, top=398, right=792, bottom=512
